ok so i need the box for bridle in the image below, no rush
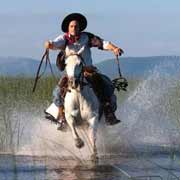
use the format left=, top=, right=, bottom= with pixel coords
left=65, top=53, right=87, bottom=90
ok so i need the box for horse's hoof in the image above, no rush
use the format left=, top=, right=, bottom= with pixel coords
left=75, top=138, right=84, bottom=149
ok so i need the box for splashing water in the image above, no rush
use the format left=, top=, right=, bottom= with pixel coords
left=3, top=58, right=180, bottom=159
left=111, top=59, right=180, bottom=153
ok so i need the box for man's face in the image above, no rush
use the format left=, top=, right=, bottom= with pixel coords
left=68, top=20, right=80, bottom=36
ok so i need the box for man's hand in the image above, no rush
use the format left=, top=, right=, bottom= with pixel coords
left=113, top=47, right=124, bottom=56
left=106, top=42, right=124, bottom=56
left=44, top=41, right=53, bottom=49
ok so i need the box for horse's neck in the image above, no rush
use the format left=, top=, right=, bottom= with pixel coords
left=65, top=56, right=81, bottom=76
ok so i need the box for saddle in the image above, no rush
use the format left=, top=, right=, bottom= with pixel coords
left=57, top=66, right=121, bottom=127
left=58, top=65, right=100, bottom=99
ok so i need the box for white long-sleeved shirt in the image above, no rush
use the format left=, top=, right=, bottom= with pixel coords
left=51, top=32, right=110, bottom=66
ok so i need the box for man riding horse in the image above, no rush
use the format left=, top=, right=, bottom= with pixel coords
left=44, top=13, right=124, bottom=130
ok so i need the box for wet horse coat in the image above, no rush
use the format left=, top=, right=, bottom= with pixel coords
left=64, top=52, right=100, bottom=157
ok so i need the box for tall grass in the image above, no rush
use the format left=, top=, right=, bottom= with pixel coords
left=0, top=76, right=180, bottom=152
left=0, top=76, right=57, bottom=152
left=0, top=76, right=180, bottom=179
left=0, top=76, right=58, bottom=105
left=0, top=76, right=138, bottom=152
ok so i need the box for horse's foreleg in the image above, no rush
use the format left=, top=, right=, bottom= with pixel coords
left=66, top=115, right=84, bottom=149
left=88, top=116, right=98, bottom=161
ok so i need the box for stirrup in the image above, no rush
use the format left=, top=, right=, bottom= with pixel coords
left=57, top=122, right=67, bottom=131
left=57, top=117, right=67, bottom=131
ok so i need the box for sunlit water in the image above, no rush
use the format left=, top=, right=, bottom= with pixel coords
left=1, top=59, right=180, bottom=179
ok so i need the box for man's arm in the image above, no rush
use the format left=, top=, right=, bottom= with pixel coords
left=85, top=32, right=124, bottom=56
left=44, top=35, right=66, bottom=50
left=105, top=42, right=124, bottom=56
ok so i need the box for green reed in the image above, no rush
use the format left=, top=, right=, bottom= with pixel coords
left=0, top=76, right=58, bottom=105
left=0, top=76, right=58, bottom=152
left=0, top=76, right=179, bottom=152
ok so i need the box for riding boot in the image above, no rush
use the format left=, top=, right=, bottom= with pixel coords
left=103, top=102, right=121, bottom=126
left=57, top=106, right=67, bottom=131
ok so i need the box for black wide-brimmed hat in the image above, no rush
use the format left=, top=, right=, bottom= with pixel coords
left=61, top=13, right=87, bottom=32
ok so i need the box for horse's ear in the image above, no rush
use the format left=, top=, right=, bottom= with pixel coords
left=77, top=46, right=85, bottom=55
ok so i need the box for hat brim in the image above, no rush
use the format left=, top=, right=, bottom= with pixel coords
left=61, top=13, right=87, bottom=32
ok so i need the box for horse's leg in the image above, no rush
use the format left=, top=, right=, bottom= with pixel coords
left=65, top=92, right=84, bottom=149
left=66, top=114, right=84, bottom=149
left=88, top=116, right=99, bottom=162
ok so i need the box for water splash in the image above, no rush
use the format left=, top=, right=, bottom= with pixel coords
left=18, top=112, right=96, bottom=159
left=3, top=58, right=180, bottom=158
left=111, top=59, right=180, bottom=152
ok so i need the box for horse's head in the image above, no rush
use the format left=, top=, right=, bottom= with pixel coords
left=65, top=48, right=84, bottom=89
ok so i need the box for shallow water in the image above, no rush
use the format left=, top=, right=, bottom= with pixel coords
left=1, top=60, right=180, bottom=179
left=1, top=153, right=180, bottom=180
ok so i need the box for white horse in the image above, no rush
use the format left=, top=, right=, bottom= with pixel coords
left=64, top=49, right=101, bottom=160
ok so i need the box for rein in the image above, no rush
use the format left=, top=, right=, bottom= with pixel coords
left=32, top=49, right=57, bottom=92
left=112, top=55, right=128, bottom=91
